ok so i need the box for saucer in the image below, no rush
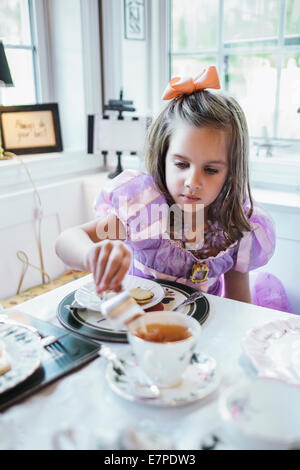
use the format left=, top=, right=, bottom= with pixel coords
left=105, top=350, right=220, bottom=407
left=219, top=379, right=300, bottom=450
left=242, top=317, right=300, bottom=386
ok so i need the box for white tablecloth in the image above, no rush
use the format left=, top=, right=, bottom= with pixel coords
left=0, top=275, right=295, bottom=450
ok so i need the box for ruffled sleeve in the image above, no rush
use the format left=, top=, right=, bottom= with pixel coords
left=94, top=169, right=140, bottom=221
left=234, top=201, right=276, bottom=273
left=93, top=170, right=168, bottom=241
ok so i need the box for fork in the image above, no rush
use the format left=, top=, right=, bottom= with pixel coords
left=64, top=301, right=87, bottom=311
left=0, top=318, right=69, bottom=362
left=28, top=326, right=68, bottom=360
left=173, top=291, right=204, bottom=311
left=0, top=319, right=57, bottom=347
left=24, top=325, right=69, bottom=360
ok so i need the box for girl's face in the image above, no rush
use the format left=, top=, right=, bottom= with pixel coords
left=165, top=124, right=229, bottom=214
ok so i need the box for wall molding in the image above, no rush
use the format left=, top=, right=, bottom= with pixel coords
left=0, top=151, right=105, bottom=196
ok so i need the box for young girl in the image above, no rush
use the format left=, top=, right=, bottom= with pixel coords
left=56, top=66, right=293, bottom=312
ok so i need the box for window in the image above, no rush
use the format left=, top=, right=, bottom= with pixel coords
left=0, top=0, right=37, bottom=105
left=170, top=0, right=300, bottom=141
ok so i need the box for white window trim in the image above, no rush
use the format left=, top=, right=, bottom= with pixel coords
left=101, top=0, right=123, bottom=104
left=148, top=0, right=170, bottom=116
left=31, top=0, right=54, bottom=102
left=80, top=0, right=103, bottom=115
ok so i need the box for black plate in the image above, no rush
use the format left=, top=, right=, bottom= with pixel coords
left=57, top=279, right=210, bottom=343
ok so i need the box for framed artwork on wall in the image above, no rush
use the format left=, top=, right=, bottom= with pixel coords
left=0, top=103, right=63, bottom=155
left=124, top=0, right=145, bottom=41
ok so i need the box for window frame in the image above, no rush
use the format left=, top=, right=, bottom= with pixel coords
left=164, top=0, right=300, bottom=191
left=169, top=0, right=300, bottom=144
left=0, top=0, right=54, bottom=104
left=30, top=0, right=54, bottom=103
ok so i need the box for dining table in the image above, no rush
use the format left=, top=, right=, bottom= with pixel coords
left=0, top=273, right=299, bottom=451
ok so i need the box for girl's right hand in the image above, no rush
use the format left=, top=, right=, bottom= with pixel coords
left=85, top=240, right=131, bottom=294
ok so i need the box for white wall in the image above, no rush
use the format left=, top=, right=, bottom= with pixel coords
left=101, top=0, right=168, bottom=117
left=0, top=179, right=89, bottom=298
left=0, top=152, right=105, bottom=299
left=122, top=35, right=150, bottom=115
left=253, top=199, right=300, bottom=315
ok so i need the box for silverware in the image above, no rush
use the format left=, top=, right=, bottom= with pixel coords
left=173, top=291, right=204, bottom=311
left=64, top=301, right=87, bottom=312
left=100, top=345, right=160, bottom=399
left=0, top=315, right=68, bottom=358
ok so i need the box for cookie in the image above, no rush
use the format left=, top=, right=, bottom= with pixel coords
left=129, top=288, right=154, bottom=304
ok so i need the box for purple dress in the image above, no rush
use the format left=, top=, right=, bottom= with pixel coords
left=94, top=170, right=293, bottom=313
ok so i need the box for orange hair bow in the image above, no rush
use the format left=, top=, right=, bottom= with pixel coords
left=162, top=65, right=220, bottom=100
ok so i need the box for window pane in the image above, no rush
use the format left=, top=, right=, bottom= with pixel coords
left=277, top=54, right=300, bottom=139
left=224, top=0, right=280, bottom=44
left=171, top=0, right=218, bottom=52
left=285, top=0, right=300, bottom=36
left=171, top=55, right=217, bottom=77
left=0, top=0, right=31, bottom=45
left=226, top=54, right=277, bottom=138
left=1, top=48, right=36, bottom=105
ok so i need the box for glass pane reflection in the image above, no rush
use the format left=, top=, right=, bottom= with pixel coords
left=226, top=54, right=277, bottom=138
left=1, top=48, right=36, bottom=105
left=171, top=55, right=217, bottom=78
left=0, top=0, right=31, bottom=46
left=171, top=0, right=218, bottom=52
left=278, top=54, right=300, bottom=139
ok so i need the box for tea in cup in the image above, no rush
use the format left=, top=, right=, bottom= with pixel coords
left=127, top=311, right=201, bottom=388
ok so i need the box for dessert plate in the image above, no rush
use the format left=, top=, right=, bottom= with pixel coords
left=75, top=275, right=165, bottom=311
left=0, top=323, right=43, bottom=394
left=242, top=317, right=300, bottom=386
left=105, top=350, right=220, bottom=407
left=57, top=279, right=210, bottom=343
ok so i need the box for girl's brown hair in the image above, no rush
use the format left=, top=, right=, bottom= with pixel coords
left=145, top=90, right=254, bottom=243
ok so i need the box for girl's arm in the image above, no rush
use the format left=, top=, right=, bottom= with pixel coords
left=224, top=269, right=252, bottom=304
left=55, top=214, right=131, bottom=293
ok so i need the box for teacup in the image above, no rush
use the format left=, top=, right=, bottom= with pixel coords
left=127, top=311, right=201, bottom=388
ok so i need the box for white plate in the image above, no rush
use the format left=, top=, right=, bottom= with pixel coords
left=0, top=324, right=43, bottom=394
left=219, top=379, right=300, bottom=450
left=75, top=275, right=165, bottom=312
left=105, top=350, right=220, bottom=407
left=242, top=317, right=300, bottom=386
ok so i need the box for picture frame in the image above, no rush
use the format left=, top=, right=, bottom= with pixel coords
left=124, top=0, right=145, bottom=41
left=0, top=103, right=63, bottom=155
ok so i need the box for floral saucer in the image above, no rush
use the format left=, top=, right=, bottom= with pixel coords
left=105, top=350, right=220, bottom=407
